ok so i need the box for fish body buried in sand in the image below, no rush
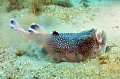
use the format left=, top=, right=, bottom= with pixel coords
left=10, top=19, right=107, bottom=62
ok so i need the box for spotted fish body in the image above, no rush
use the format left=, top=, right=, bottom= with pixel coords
left=10, top=19, right=107, bottom=62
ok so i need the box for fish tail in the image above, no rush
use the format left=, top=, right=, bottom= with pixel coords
left=10, top=19, right=26, bottom=37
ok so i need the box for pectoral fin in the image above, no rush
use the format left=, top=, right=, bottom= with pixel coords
left=10, top=19, right=26, bottom=37
left=27, top=23, right=49, bottom=34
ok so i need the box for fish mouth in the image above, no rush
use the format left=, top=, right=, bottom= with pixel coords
left=96, top=30, right=102, bottom=43
left=94, top=30, right=107, bottom=53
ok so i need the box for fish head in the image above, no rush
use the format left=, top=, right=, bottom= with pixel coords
left=76, top=29, right=107, bottom=60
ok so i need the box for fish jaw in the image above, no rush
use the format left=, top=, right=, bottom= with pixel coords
left=93, top=30, right=107, bottom=54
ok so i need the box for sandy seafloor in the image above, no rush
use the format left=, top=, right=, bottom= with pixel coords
left=0, top=0, right=120, bottom=79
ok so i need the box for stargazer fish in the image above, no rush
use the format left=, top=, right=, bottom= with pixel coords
left=10, top=19, right=107, bottom=62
